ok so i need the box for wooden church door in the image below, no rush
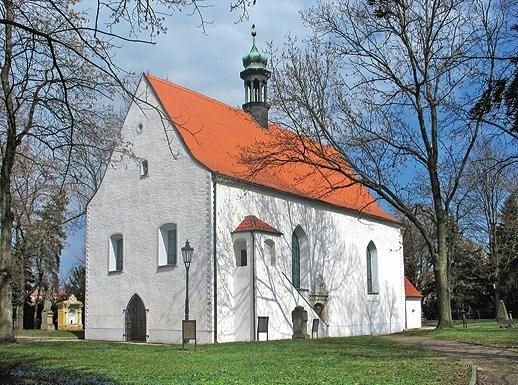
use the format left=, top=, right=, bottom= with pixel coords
left=125, top=294, right=147, bottom=342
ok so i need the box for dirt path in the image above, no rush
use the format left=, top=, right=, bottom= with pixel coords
left=383, top=334, right=518, bottom=385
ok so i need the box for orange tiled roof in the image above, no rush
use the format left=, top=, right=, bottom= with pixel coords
left=404, top=277, right=423, bottom=298
left=233, top=215, right=282, bottom=234
left=146, top=74, right=397, bottom=223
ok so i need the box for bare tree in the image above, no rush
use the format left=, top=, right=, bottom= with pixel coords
left=495, top=190, right=518, bottom=311
left=242, top=0, right=517, bottom=327
left=463, top=139, right=517, bottom=313
left=0, top=0, right=256, bottom=342
left=10, top=146, right=62, bottom=329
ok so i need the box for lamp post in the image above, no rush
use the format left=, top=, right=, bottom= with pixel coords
left=181, top=240, right=194, bottom=321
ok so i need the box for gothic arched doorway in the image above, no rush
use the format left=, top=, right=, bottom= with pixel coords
left=125, top=294, right=146, bottom=342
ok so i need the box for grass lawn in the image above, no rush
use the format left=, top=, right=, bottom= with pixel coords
left=0, top=336, right=467, bottom=385
left=405, top=319, right=518, bottom=348
left=15, top=329, right=84, bottom=339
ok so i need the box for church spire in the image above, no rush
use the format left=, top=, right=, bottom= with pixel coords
left=240, top=25, right=271, bottom=129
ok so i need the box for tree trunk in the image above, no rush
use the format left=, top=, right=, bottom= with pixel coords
left=0, top=271, right=15, bottom=342
left=0, top=0, right=17, bottom=343
left=435, top=221, right=453, bottom=328
left=0, top=193, right=15, bottom=341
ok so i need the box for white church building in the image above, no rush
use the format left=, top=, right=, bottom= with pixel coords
left=85, top=29, right=406, bottom=344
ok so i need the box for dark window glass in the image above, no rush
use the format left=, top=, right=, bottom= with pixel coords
left=367, top=247, right=373, bottom=294
left=240, top=249, right=247, bottom=266
left=167, top=229, right=177, bottom=265
left=115, top=238, right=123, bottom=271
left=292, top=233, right=300, bottom=288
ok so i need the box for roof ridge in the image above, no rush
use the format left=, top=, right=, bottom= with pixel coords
left=146, top=73, right=253, bottom=119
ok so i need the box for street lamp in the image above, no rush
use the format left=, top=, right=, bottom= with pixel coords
left=181, top=240, right=194, bottom=321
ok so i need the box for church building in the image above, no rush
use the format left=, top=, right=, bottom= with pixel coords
left=85, top=27, right=406, bottom=343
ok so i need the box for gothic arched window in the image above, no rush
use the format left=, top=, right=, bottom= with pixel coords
left=292, top=232, right=300, bottom=288
left=367, top=241, right=379, bottom=294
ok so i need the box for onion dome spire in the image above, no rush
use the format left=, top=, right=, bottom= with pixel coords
left=240, top=24, right=271, bottom=129
left=242, top=24, right=268, bottom=70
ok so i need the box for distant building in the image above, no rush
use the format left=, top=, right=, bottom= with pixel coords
left=86, top=27, right=406, bottom=343
left=404, top=277, right=423, bottom=329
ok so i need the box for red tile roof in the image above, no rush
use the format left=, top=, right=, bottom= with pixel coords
left=404, top=277, right=423, bottom=298
left=145, top=74, right=397, bottom=223
left=233, top=215, right=282, bottom=234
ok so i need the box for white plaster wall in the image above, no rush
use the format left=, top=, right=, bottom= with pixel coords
left=254, top=232, right=326, bottom=340
left=216, top=180, right=405, bottom=342
left=231, top=232, right=254, bottom=341
left=405, top=298, right=422, bottom=329
left=86, top=78, right=214, bottom=344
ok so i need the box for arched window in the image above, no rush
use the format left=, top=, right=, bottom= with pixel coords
left=234, top=239, right=247, bottom=267
left=109, top=234, right=123, bottom=272
left=264, top=239, right=276, bottom=266
left=292, top=226, right=309, bottom=289
left=139, top=159, right=148, bottom=178
left=158, top=223, right=177, bottom=266
left=367, top=241, right=379, bottom=294
left=292, top=232, right=301, bottom=288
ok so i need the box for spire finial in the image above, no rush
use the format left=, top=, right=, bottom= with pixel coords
left=251, top=24, right=256, bottom=45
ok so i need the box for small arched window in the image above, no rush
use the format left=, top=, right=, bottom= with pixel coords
left=264, top=239, right=276, bottom=266
left=139, top=159, right=149, bottom=178
left=109, top=234, right=123, bottom=272
left=234, top=239, right=247, bottom=267
left=158, top=223, right=177, bottom=266
left=367, top=241, right=379, bottom=294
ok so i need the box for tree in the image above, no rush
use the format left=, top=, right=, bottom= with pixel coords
left=472, top=23, right=518, bottom=139
left=0, top=0, right=256, bottom=342
left=65, top=264, right=85, bottom=305
left=462, top=140, right=517, bottom=312
left=447, top=219, right=492, bottom=319
left=496, top=190, right=518, bottom=312
left=242, top=0, right=517, bottom=327
left=401, top=212, right=433, bottom=293
left=22, top=193, right=67, bottom=329
left=9, top=147, right=60, bottom=329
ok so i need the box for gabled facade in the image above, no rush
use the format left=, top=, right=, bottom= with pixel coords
left=86, top=30, right=406, bottom=344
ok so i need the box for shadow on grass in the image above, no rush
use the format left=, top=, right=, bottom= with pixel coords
left=69, top=330, right=85, bottom=339
left=1, top=367, right=118, bottom=385
left=15, top=329, right=84, bottom=339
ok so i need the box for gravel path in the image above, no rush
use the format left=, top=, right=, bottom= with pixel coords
left=383, top=334, right=518, bottom=385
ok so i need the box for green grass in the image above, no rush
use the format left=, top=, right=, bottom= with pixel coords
left=0, top=337, right=466, bottom=385
left=15, top=329, right=84, bottom=339
left=405, top=319, right=518, bottom=348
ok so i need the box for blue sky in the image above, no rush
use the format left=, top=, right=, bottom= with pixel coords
left=60, top=1, right=312, bottom=277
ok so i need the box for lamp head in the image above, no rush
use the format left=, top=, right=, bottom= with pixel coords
left=181, top=240, right=194, bottom=267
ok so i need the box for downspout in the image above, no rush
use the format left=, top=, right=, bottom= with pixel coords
left=251, top=231, right=257, bottom=341
left=212, top=173, right=218, bottom=343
